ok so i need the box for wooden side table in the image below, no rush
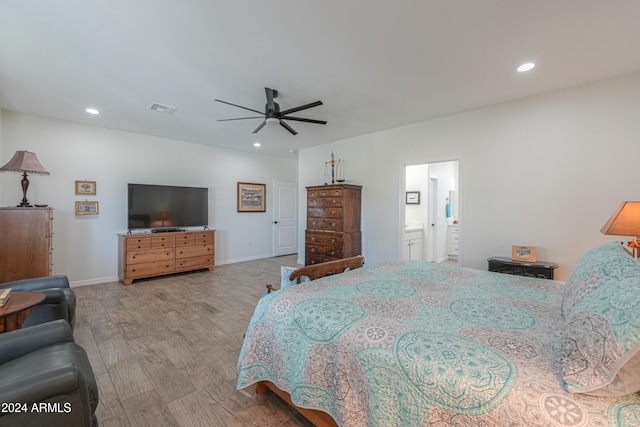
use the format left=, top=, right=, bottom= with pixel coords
left=487, top=256, right=559, bottom=280
left=0, top=291, right=45, bottom=332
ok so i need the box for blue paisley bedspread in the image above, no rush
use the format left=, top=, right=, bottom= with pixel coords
left=237, top=260, right=640, bottom=426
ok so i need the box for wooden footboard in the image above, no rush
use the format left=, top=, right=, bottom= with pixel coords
left=256, top=381, right=338, bottom=427
left=266, top=255, right=365, bottom=294
left=255, top=256, right=365, bottom=425
left=289, top=255, right=365, bottom=283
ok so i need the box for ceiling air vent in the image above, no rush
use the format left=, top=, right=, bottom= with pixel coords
left=148, top=102, right=177, bottom=114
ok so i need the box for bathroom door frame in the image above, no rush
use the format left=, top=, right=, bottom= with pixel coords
left=399, top=159, right=461, bottom=264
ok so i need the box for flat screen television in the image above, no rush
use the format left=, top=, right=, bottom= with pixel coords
left=127, top=183, right=208, bottom=231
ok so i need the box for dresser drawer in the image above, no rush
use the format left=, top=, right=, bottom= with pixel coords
left=308, top=197, right=343, bottom=208
left=151, top=235, right=174, bottom=248
left=176, top=244, right=214, bottom=259
left=306, top=232, right=343, bottom=247
left=176, top=233, right=195, bottom=246
left=306, top=244, right=343, bottom=259
left=308, top=207, right=343, bottom=218
left=126, top=236, right=152, bottom=250
left=126, top=261, right=175, bottom=278
left=175, top=255, right=213, bottom=272
left=193, top=232, right=214, bottom=244
left=127, top=248, right=174, bottom=264
left=308, top=188, right=343, bottom=198
left=307, top=217, right=343, bottom=231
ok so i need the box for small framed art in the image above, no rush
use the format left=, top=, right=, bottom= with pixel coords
left=406, top=191, right=420, bottom=204
left=76, top=201, right=99, bottom=215
left=238, top=182, right=266, bottom=212
left=75, top=180, right=96, bottom=195
left=512, top=245, right=536, bottom=262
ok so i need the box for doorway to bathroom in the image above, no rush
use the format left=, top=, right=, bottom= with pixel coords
left=402, top=160, right=459, bottom=264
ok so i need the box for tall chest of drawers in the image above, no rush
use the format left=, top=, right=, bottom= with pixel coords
left=305, top=184, right=362, bottom=265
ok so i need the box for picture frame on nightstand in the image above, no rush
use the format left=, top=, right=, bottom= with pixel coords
left=512, top=245, right=536, bottom=262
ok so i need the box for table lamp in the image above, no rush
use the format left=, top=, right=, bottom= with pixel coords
left=600, top=201, right=640, bottom=258
left=0, top=151, right=50, bottom=207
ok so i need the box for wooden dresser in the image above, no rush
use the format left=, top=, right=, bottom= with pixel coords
left=118, top=229, right=214, bottom=285
left=0, top=207, right=53, bottom=283
left=305, top=184, right=362, bottom=265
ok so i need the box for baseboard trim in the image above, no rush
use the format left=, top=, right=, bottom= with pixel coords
left=70, top=275, right=119, bottom=288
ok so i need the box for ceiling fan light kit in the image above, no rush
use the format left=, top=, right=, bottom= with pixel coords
left=215, top=87, right=326, bottom=135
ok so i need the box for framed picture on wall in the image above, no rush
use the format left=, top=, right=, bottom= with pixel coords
left=75, top=180, right=96, bottom=195
left=406, top=191, right=420, bottom=204
left=237, top=182, right=266, bottom=212
left=76, top=201, right=99, bottom=215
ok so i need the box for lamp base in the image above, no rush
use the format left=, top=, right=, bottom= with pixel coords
left=19, top=171, right=31, bottom=207
left=626, top=238, right=640, bottom=259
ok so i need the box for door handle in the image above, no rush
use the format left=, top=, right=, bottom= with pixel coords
left=273, top=221, right=279, bottom=224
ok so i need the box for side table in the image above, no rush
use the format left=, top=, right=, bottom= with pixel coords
left=488, top=256, right=559, bottom=280
left=0, top=291, right=45, bottom=332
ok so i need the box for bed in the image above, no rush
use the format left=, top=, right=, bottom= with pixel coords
left=237, top=243, right=640, bottom=426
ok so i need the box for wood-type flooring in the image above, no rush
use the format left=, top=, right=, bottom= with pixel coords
left=73, top=254, right=315, bottom=427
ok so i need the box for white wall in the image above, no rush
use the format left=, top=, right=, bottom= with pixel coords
left=298, top=72, right=640, bottom=280
left=0, top=112, right=297, bottom=286
left=405, top=164, right=428, bottom=226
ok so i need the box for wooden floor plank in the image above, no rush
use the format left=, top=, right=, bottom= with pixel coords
left=74, top=254, right=314, bottom=426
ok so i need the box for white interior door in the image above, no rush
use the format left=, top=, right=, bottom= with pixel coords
left=273, top=181, right=298, bottom=256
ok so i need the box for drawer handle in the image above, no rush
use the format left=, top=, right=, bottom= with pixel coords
left=332, top=200, right=337, bottom=204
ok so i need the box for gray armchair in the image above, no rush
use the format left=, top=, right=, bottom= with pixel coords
left=0, top=275, right=75, bottom=330
left=0, top=320, right=98, bottom=426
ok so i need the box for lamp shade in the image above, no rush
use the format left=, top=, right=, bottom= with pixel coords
left=0, top=151, right=50, bottom=175
left=600, top=202, right=640, bottom=236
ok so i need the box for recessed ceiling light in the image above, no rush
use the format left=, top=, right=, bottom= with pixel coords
left=517, top=62, right=535, bottom=72
left=253, top=142, right=261, bottom=147
left=86, top=108, right=100, bottom=115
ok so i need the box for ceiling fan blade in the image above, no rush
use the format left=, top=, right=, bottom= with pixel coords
left=252, top=121, right=267, bottom=134
left=280, top=116, right=327, bottom=125
left=280, top=121, right=298, bottom=135
left=214, top=99, right=264, bottom=115
left=279, top=100, right=323, bottom=116
left=217, top=117, right=264, bottom=121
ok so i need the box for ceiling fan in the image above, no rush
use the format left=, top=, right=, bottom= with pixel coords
left=215, top=87, right=326, bottom=135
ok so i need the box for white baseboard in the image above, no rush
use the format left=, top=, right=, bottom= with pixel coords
left=70, top=275, right=119, bottom=288
left=215, top=253, right=274, bottom=266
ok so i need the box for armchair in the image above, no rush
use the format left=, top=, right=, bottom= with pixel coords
left=0, top=275, right=75, bottom=330
left=0, top=320, right=98, bottom=427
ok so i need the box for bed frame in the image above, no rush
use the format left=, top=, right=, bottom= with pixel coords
left=265, top=255, right=365, bottom=294
left=257, top=255, right=365, bottom=426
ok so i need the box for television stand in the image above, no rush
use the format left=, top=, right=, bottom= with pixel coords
left=118, top=229, right=215, bottom=285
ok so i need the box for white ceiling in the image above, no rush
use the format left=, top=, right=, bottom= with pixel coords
left=1, top=1, right=640, bottom=158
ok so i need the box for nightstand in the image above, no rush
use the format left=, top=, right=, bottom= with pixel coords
left=487, top=256, right=559, bottom=280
